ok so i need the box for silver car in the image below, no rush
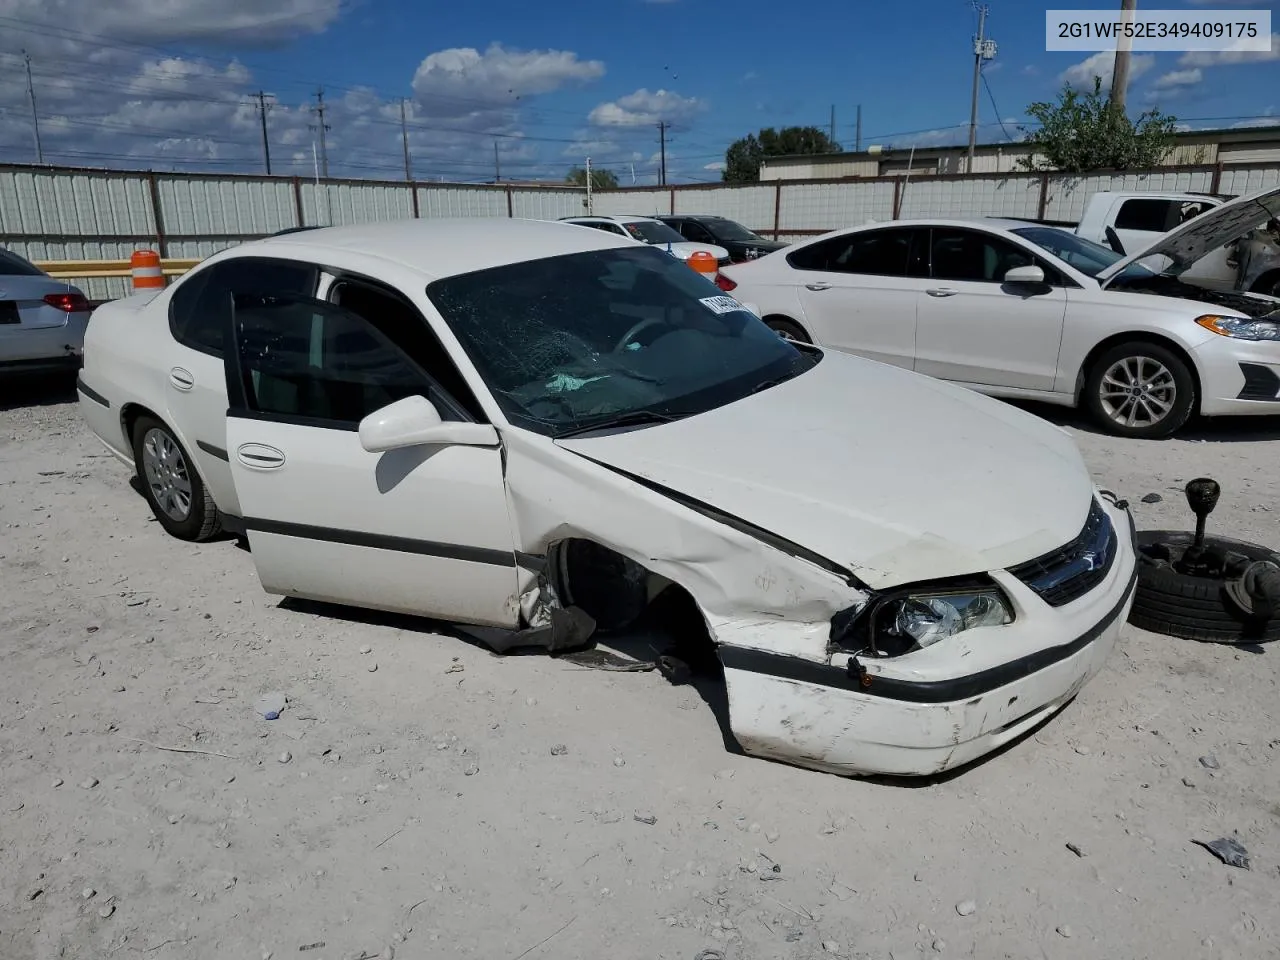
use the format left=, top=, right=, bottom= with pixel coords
left=0, top=248, right=92, bottom=374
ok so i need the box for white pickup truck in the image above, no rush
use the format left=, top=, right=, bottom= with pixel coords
left=1021, top=190, right=1280, bottom=297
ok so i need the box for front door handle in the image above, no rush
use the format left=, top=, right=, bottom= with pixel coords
left=926, top=287, right=959, bottom=298
left=805, top=282, right=832, bottom=292
left=169, top=367, right=195, bottom=391
left=235, top=443, right=286, bottom=469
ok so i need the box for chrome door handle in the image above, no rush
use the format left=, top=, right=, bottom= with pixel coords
left=235, top=443, right=286, bottom=469
left=926, top=288, right=958, bottom=298
left=805, top=282, right=832, bottom=291
left=169, top=367, right=195, bottom=390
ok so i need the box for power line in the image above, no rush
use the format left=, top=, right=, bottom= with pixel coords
left=981, top=70, right=1014, bottom=142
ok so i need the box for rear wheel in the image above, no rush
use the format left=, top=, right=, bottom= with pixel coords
left=764, top=317, right=811, bottom=344
left=131, top=415, right=222, bottom=541
left=1083, top=342, right=1195, bottom=439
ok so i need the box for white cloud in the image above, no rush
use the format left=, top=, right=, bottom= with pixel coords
left=1231, top=113, right=1278, bottom=128
left=1059, top=51, right=1155, bottom=91
left=703, top=160, right=725, bottom=171
left=1179, top=34, right=1280, bottom=67
left=412, top=43, right=604, bottom=121
left=1152, top=67, right=1203, bottom=90
left=588, top=88, right=703, bottom=127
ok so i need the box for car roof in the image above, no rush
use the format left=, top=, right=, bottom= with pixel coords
left=563, top=214, right=663, bottom=225
left=231, top=217, right=637, bottom=280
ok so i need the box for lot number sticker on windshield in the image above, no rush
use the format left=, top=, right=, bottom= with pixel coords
left=699, top=296, right=742, bottom=315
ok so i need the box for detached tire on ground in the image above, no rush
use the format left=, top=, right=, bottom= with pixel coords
left=131, top=415, right=222, bottom=542
left=1129, top=530, right=1280, bottom=644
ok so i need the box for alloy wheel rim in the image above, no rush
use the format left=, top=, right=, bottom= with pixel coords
left=1099, top=356, right=1176, bottom=428
left=141, top=428, right=193, bottom=522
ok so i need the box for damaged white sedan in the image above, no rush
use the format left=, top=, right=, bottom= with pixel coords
left=77, top=218, right=1137, bottom=777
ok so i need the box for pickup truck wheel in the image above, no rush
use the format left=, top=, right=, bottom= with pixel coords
left=1083, top=342, right=1195, bottom=439
left=764, top=317, right=811, bottom=343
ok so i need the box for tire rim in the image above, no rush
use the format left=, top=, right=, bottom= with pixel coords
left=1099, top=356, right=1176, bottom=428
left=774, top=327, right=797, bottom=342
left=141, top=427, right=192, bottom=522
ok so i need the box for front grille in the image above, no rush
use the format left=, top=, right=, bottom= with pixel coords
left=1237, top=363, right=1280, bottom=401
left=1008, top=499, right=1116, bottom=607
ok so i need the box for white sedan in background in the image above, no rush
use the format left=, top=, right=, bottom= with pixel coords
left=560, top=215, right=732, bottom=267
left=76, top=218, right=1135, bottom=778
left=719, top=186, right=1280, bottom=439
left=0, top=247, right=92, bottom=375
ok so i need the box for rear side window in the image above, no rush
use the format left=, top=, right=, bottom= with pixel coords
left=1115, top=199, right=1176, bottom=233
left=0, top=249, right=44, bottom=276
left=787, top=228, right=925, bottom=277
left=170, top=257, right=318, bottom=357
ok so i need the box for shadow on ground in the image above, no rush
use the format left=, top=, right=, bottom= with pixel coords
left=1008, top=399, right=1280, bottom=444
left=0, top=372, right=77, bottom=412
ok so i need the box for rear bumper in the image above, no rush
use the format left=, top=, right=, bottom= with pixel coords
left=720, top=499, right=1137, bottom=777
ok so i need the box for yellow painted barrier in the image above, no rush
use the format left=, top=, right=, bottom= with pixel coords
left=31, top=258, right=202, bottom=280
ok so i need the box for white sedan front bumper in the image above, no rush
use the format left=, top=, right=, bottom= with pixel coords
left=719, top=498, right=1137, bottom=777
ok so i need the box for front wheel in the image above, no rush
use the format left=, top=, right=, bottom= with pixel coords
left=1082, top=342, right=1195, bottom=439
left=764, top=317, right=811, bottom=344
left=131, top=415, right=222, bottom=541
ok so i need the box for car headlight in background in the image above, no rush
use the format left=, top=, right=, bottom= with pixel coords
left=1195, top=315, right=1280, bottom=342
left=875, top=589, right=1013, bottom=655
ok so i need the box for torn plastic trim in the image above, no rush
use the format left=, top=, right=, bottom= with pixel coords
left=558, top=448, right=868, bottom=591
left=723, top=561, right=1136, bottom=703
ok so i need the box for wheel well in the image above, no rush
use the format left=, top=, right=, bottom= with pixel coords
left=1249, top=268, right=1280, bottom=295
left=119, top=403, right=160, bottom=452
left=1075, top=333, right=1203, bottom=412
left=762, top=313, right=804, bottom=330
left=551, top=538, right=716, bottom=666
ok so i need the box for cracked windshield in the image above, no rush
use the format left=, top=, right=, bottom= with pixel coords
left=427, top=246, right=816, bottom=436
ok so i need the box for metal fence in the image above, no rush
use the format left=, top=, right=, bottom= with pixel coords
left=3, top=161, right=1278, bottom=299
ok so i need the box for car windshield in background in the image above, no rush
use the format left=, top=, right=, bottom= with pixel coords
left=709, top=219, right=766, bottom=243
left=0, top=249, right=46, bottom=276
left=622, top=220, right=687, bottom=245
left=1010, top=227, right=1125, bottom=277
left=427, top=247, right=817, bottom=437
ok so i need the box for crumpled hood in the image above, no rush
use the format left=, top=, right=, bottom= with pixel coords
left=557, top=351, right=1095, bottom=589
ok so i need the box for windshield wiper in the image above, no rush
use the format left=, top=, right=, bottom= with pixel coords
left=554, top=409, right=684, bottom=439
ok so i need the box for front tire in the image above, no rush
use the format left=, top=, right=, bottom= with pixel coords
left=131, top=415, right=222, bottom=541
left=1083, top=342, right=1195, bottom=439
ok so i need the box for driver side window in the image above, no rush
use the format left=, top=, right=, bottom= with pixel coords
left=682, top=222, right=715, bottom=244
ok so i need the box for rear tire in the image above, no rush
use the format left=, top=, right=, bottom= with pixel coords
left=764, top=317, right=811, bottom=344
left=131, top=415, right=222, bottom=542
left=1083, top=341, right=1195, bottom=439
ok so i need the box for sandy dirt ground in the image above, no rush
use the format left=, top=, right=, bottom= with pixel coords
left=2, top=378, right=1278, bottom=960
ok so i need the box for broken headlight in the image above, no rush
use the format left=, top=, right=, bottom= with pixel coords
left=872, top=588, right=1012, bottom=656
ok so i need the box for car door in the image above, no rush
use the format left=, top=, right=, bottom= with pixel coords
left=790, top=227, right=928, bottom=369
left=164, top=257, right=320, bottom=516
left=221, top=291, right=518, bottom=627
left=913, top=227, right=1067, bottom=391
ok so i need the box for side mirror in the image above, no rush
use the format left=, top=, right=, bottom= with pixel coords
left=358, top=395, right=499, bottom=453
left=1003, top=265, right=1046, bottom=285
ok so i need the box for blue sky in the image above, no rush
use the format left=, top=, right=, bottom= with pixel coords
left=0, top=0, right=1275, bottom=183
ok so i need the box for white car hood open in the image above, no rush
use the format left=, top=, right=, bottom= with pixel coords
left=1098, top=184, right=1280, bottom=287
left=556, top=351, right=1095, bottom=590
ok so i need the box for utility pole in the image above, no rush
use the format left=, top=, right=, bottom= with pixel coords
left=23, top=51, right=43, bottom=164
left=1111, top=0, right=1139, bottom=114
left=657, top=121, right=668, bottom=186
left=967, top=3, right=996, bottom=173
left=493, top=141, right=501, bottom=183
left=829, top=105, right=836, bottom=146
left=399, top=98, right=412, bottom=181
left=585, top=157, right=593, bottom=214
left=311, top=88, right=330, bottom=179
left=253, top=91, right=272, bottom=175
left=855, top=104, right=862, bottom=152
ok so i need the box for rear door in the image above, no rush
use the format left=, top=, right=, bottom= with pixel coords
left=790, top=227, right=929, bottom=369
left=913, top=227, right=1067, bottom=391
left=163, top=257, right=319, bottom=515
left=222, top=292, right=518, bottom=626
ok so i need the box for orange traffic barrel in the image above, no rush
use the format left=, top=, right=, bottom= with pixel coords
left=687, top=250, right=718, bottom=282
left=130, top=250, right=165, bottom=290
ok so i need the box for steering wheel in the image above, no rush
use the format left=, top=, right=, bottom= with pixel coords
left=614, top=317, right=670, bottom=354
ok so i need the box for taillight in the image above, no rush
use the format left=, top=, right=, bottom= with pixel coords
left=715, top=273, right=737, bottom=292
left=43, top=292, right=90, bottom=313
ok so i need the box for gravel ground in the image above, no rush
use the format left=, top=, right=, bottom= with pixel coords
left=2, top=377, right=1278, bottom=960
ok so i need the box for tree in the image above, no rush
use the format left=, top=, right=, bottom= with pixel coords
left=566, top=166, right=619, bottom=189
left=1018, top=78, right=1176, bottom=173
left=722, top=126, right=841, bottom=184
